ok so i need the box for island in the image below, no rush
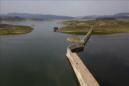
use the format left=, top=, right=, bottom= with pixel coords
left=58, top=19, right=129, bottom=34
left=0, top=24, right=33, bottom=35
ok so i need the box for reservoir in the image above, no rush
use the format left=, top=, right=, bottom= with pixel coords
left=0, top=20, right=79, bottom=86
left=0, top=20, right=129, bottom=86
left=79, top=33, right=129, bottom=86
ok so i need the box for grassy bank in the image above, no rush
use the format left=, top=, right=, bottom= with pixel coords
left=58, top=19, right=129, bottom=34
left=0, top=24, right=33, bottom=35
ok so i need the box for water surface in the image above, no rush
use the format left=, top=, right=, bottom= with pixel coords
left=79, top=33, right=129, bottom=86
left=0, top=20, right=129, bottom=86
left=0, top=20, right=79, bottom=86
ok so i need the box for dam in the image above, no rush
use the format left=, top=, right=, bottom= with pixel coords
left=66, top=28, right=100, bottom=86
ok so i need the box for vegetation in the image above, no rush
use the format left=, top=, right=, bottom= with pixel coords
left=66, top=36, right=84, bottom=43
left=58, top=19, right=129, bottom=34
left=0, top=24, right=33, bottom=35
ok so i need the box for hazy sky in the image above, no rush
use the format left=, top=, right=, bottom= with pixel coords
left=0, top=0, right=129, bottom=17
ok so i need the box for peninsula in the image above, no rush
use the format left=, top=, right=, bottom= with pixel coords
left=58, top=19, right=129, bottom=34
left=0, top=24, right=33, bottom=35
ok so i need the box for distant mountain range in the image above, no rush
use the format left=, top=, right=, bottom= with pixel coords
left=82, top=12, right=129, bottom=19
left=113, top=13, right=129, bottom=19
left=0, top=13, right=74, bottom=21
left=0, top=12, right=129, bottom=21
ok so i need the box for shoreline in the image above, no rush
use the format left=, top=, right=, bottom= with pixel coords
left=58, top=19, right=129, bottom=35
left=0, top=24, right=33, bottom=35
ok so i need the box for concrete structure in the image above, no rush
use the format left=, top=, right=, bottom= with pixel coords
left=66, top=28, right=100, bottom=86
left=69, top=43, right=84, bottom=52
left=69, top=28, right=93, bottom=52
left=81, top=28, right=93, bottom=45
left=66, top=48, right=99, bottom=86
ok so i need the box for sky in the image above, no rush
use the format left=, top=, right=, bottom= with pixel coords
left=0, top=0, right=129, bottom=17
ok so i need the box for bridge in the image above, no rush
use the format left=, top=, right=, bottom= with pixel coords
left=66, top=28, right=100, bottom=86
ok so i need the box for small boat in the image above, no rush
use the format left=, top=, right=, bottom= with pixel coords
left=53, top=27, right=58, bottom=32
